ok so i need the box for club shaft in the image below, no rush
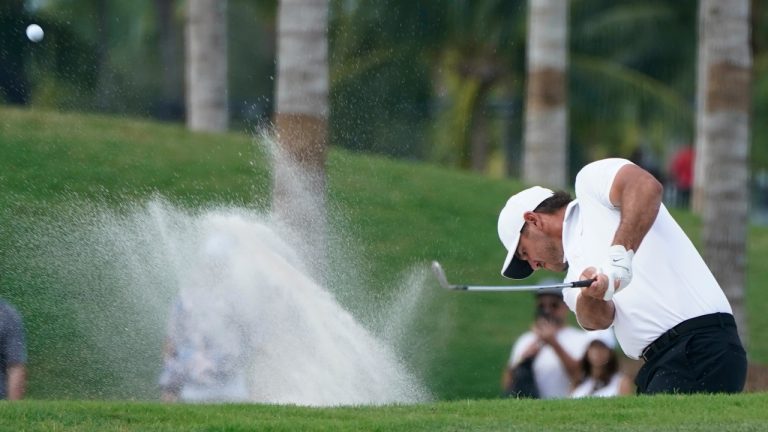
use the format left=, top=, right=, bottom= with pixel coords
left=454, top=284, right=579, bottom=292
left=431, top=260, right=595, bottom=293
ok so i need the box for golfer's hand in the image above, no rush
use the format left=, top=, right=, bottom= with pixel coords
left=598, top=245, right=634, bottom=300
left=579, top=266, right=612, bottom=301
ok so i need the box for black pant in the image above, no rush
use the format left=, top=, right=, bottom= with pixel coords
left=635, top=315, right=747, bottom=394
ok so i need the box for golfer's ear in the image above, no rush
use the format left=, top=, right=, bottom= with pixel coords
left=523, top=211, right=539, bottom=227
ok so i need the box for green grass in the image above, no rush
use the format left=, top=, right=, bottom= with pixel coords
left=1, top=393, right=768, bottom=431
left=2, top=105, right=768, bottom=416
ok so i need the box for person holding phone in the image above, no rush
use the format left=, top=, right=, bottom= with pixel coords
left=501, top=287, right=589, bottom=399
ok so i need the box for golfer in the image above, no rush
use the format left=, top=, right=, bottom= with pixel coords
left=497, top=158, right=747, bottom=394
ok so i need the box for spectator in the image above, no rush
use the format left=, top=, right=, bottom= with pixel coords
left=501, top=287, right=589, bottom=399
left=630, top=147, right=663, bottom=184
left=158, top=297, right=251, bottom=403
left=0, top=298, right=27, bottom=400
left=669, top=145, right=694, bottom=208
left=158, top=232, right=252, bottom=403
left=570, top=329, right=633, bottom=398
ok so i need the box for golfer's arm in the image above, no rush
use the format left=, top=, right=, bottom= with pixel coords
left=609, top=164, right=663, bottom=251
left=7, top=365, right=26, bottom=400
left=575, top=294, right=615, bottom=330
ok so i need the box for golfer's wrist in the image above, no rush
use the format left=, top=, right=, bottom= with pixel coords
left=601, top=245, right=634, bottom=291
left=608, top=244, right=634, bottom=260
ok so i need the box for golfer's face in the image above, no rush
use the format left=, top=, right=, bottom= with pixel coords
left=516, top=225, right=567, bottom=273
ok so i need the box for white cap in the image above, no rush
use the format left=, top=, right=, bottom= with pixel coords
left=586, top=328, right=617, bottom=349
left=498, top=186, right=554, bottom=279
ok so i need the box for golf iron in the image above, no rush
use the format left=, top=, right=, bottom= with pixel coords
left=431, top=261, right=595, bottom=292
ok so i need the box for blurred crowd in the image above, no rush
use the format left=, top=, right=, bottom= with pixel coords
left=502, top=288, right=632, bottom=399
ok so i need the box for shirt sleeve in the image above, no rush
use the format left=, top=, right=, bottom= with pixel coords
left=563, top=286, right=579, bottom=314
left=575, top=158, right=633, bottom=209
left=509, top=332, right=535, bottom=367
left=2, top=306, right=27, bottom=365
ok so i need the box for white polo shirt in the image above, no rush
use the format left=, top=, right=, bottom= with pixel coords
left=561, top=158, right=732, bottom=359
left=509, top=327, right=589, bottom=399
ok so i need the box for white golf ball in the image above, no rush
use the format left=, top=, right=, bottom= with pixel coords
left=26, top=24, right=44, bottom=42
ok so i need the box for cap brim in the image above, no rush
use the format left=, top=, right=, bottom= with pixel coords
left=501, top=253, right=534, bottom=279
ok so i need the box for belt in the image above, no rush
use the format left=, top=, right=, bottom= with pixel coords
left=640, top=313, right=736, bottom=362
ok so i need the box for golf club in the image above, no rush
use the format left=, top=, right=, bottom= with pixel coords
left=431, top=261, right=595, bottom=292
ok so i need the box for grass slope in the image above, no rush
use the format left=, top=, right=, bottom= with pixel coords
left=1, top=106, right=767, bottom=404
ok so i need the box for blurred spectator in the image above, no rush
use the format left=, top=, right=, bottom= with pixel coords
left=630, top=147, right=664, bottom=183
left=753, top=169, right=768, bottom=224
left=669, top=145, right=694, bottom=208
left=501, top=287, right=589, bottom=399
left=0, top=298, right=27, bottom=400
left=570, top=329, right=633, bottom=398
left=158, top=297, right=251, bottom=403
left=158, top=233, right=252, bottom=403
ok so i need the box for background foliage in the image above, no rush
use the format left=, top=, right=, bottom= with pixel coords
left=2, top=0, right=766, bottom=180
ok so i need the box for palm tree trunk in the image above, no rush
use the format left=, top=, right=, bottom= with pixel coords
left=697, top=0, right=752, bottom=345
left=185, top=0, right=228, bottom=132
left=94, top=0, right=113, bottom=112
left=0, top=0, right=29, bottom=104
left=522, top=0, right=568, bottom=189
left=692, top=1, right=709, bottom=214
left=155, top=0, right=183, bottom=120
left=469, top=85, right=491, bottom=172
left=273, top=0, right=329, bottom=276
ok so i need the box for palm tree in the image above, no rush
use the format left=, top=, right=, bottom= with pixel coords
left=328, top=1, right=524, bottom=172
left=272, top=0, right=330, bottom=275
left=0, top=0, right=30, bottom=104
left=154, top=0, right=183, bottom=120
left=568, top=1, right=697, bottom=176
left=522, top=0, right=568, bottom=189
left=427, top=1, right=526, bottom=172
left=185, top=0, right=228, bottom=132
left=93, top=0, right=113, bottom=111
left=694, top=0, right=752, bottom=344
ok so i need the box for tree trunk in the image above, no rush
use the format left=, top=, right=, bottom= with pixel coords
left=185, top=0, right=228, bottom=132
left=460, top=56, right=499, bottom=173
left=692, top=0, right=709, bottom=214
left=94, top=0, right=113, bottom=111
left=697, top=0, right=752, bottom=345
left=522, top=0, right=568, bottom=189
left=469, top=81, right=493, bottom=172
left=0, top=0, right=29, bottom=104
left=273, top=0, right=329, bottom=276
left=155, top=0, right=183, bottom=120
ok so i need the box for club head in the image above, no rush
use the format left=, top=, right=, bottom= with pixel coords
left=431, top=261, right=455, bottom=290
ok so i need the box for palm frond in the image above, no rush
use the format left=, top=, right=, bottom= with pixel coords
left=331, top=47, right=396, bottom=87
left=576, top=3, right=675, bottom=40
left=571, top=53, right=692, bottom=122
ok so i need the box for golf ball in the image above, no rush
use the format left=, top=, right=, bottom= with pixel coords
left=26, top=24, right=44, bottom=42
